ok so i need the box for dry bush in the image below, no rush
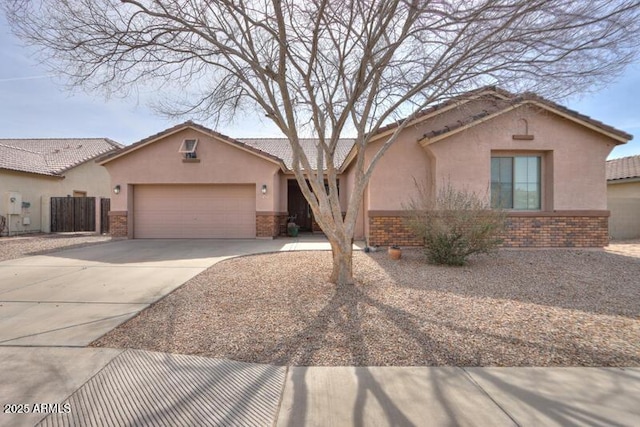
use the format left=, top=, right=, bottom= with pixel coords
left=407, top=182, right=505, bottom=265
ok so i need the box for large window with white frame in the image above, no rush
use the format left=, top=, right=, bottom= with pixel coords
left=491, top=156, right=541, bottom=210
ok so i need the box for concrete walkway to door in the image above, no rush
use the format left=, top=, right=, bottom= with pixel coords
left=0, top=236, right=362, bottom=347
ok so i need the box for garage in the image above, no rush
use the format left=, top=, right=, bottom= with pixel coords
left=133, top=184, right=256, bottom=238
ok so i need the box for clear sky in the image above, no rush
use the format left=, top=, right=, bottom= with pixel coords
left=1, top=15, right=638, bottom=159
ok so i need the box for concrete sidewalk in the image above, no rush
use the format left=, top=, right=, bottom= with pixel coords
left=1, top=347, right=638, bottom=427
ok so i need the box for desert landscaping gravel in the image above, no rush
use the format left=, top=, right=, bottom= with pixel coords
left=0, top=233, right=112, bottom=262
left=93, top=248, right=640, bottom=367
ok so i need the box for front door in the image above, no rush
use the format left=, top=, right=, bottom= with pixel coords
left=287, top=180, right=312, bottom=231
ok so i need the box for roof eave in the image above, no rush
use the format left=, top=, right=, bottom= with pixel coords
left=368, top=87, right=513, bottom=144
left=0, top=167, right=62, bottom=178
left=98, top=122, right=287, bottom=170
left=419, top=100, right=631, bottom=147
left=607, top=176, right=640, bottom=184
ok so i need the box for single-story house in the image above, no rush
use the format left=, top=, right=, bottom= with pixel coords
left=607, top=155, right=640, bottom=239
left=0, top=138, right=122, bottom=235
left=98, top=87, right=631, bottom=247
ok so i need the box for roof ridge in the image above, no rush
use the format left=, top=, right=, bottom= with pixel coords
left=0, top=142, right=45, bottom=156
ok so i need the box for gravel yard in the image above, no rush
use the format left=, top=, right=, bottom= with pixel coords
left=0, top=233, right=112, bottom=262
left=92, top=248, right=640, bottom=367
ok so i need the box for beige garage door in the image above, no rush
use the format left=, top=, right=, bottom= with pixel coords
left=133, top=185, right=256, bottom=238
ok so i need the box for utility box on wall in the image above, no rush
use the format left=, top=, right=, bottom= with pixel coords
left=5, top=192, right=22, bottom=215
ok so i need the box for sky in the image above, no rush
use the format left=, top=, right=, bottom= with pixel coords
left=1, top=15, right=639, bottom=159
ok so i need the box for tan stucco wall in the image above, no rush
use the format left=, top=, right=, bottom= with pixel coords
left=0, top=161, right=112, bottom=234
left=425, top=105, right=615, bottom=211
left=608, top=180, right=640, bottom=198
left=607, top=180, right=640, bottom=239
left=104, top=128, right=282, bottom=213
left=366, top=128, right=434, bottom=210
left=368, top=107, right=614, bottom=211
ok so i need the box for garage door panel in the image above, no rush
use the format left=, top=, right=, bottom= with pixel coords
left=133, top=185, right=256, bottom=238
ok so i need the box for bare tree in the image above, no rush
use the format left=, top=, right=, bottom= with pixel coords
left=5, top=0, right=639, bottom=284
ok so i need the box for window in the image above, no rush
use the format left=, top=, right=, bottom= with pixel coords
left=179, top=139, right=198, bottom=158
left=491, top=156, right=541, bottom=209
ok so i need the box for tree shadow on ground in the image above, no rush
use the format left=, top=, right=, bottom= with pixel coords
left=250, top=283, right=639, bottom=367
left=363, top=248, right=640, bottom=318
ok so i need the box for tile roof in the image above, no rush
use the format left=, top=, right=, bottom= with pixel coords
left=239, top=138, right=355, bottom=170
left=417, top=87, right=632, bottom=143
left=374, top=86, right=514, bottom=136
left=98, top=87, right=633, bottom=173
left=0, top=138, right=123, bottom=176
left=97, top=121, right=287, bottom=168
left=607, top=155, right=640, bottom=181
left=98, top=121, right=354, bottom=171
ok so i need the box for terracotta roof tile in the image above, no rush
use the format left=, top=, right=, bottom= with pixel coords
left=417, top=88, right=632, bottom=143
left=239, top=138, right=355, bottom=170
left=0, top=138, right=122, bottom=176
left=607, top=155, right=640, bottom=181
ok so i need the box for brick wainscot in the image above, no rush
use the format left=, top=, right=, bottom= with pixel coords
left=368, top=210, right=609, bottom=248
left=108, top=211, right=128, bottom=237
left=256, top=212, right=288, bottom=238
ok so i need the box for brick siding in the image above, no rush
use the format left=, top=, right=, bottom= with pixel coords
left=368, top=215, right=423, bottom=246
left=368, top=211, right=609, bottom=248
left=256, top=212, right=288, bottom=238
left=502, top=214, right=609, bottom=247
left=108, top=211, right=128, bottom=237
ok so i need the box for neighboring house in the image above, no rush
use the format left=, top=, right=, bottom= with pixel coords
left=607, top=155, right=640, bottom=239
left=0, top=138, right=123, bottom=235
left=99, top=87, right=631, bottom=247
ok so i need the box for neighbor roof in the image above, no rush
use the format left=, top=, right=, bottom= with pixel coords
left=607, top=155, right=640, bottom=181
left=0, top=138, right=123, bottom=176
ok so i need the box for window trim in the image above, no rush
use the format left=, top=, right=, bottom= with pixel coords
left=178, top=139, right=198, bottom=153
left=491, top=155, right=542, bottom=211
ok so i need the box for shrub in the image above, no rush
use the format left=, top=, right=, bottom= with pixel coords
left=406, top=181, right=505, bottom=266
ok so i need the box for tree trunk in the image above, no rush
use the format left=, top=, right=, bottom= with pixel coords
left=329, top=239, right=354, bottom=285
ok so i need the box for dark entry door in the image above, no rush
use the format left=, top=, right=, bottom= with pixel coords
left=287, top=180, right=312, bottom=231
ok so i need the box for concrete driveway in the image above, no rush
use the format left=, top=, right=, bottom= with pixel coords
left=0, top=238, right=300, bottom=346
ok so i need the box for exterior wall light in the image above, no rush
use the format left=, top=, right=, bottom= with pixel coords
left=113, top=185, right=121, bottom=194
left=261, top=184, right=268, bottom=195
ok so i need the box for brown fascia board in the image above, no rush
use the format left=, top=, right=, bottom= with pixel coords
left=97, top=121, right=288, bottom=170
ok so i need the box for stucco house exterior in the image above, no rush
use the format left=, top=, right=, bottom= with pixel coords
left=0, top=138, right=122, bottom=235
left=99, top=87, right=631, bottom=247
left=607, top=155, right=640, bottom=239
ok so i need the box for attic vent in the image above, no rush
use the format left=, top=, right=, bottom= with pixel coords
left=179, top=139, right=198, bottom=159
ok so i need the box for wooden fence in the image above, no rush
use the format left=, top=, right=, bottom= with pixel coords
left=100, top=198, right=111, bottom=234
left=50, top=197, right=96, bottom=232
